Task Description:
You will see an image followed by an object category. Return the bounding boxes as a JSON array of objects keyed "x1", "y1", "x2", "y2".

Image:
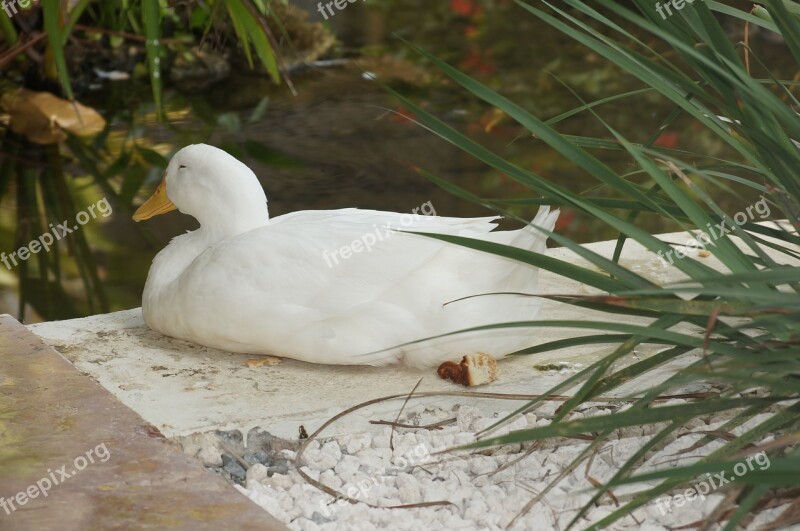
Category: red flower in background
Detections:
[
  {"x1": 654, "y1": 131, "x2": 680, "y2": 149},
  {"x1": 461, "y1": 49, "x2": 495, "y2": 75},
  {"x1": 390, "y1": 106, "x2": 416, "y2": 124},
  {"x1": 451, "y1": 0, "x2": 483, "y2": 17}
]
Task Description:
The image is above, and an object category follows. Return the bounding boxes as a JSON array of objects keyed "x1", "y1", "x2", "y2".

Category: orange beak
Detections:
[{"x1": 133, "y1": 177, "x2": 176, "y2": 221}]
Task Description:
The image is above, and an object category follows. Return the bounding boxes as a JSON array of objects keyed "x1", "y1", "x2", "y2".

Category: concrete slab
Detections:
[
  {"x1": 0, "y1": 315, "x2": 287, "y2": 530},
  {"x1": 21, "y1": 232, "x2": 717, "y2": 441}
]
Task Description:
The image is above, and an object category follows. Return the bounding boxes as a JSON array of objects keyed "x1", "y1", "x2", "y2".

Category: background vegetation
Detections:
[{"x1": 407, "y1": 1, "x2": 799, "y2": 528}]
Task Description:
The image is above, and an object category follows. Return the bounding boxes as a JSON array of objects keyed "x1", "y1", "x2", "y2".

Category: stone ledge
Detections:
[{"x1": 0, "y1": 315, "x2": 287, "y2": 530}]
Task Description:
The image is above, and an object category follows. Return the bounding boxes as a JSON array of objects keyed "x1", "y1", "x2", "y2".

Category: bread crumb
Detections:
[{"x1": 246, "y1": 356, "x2": 283, "y2": 367}]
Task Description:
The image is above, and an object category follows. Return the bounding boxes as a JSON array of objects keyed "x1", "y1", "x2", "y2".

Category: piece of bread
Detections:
[{"x1": 437, "y1": 353, "x2": 498, "y2": 387}]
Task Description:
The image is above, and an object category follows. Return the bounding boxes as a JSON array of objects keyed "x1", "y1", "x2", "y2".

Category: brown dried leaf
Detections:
[{"x1": 1, "y1": 88, "x2": 105, "y2": 144}]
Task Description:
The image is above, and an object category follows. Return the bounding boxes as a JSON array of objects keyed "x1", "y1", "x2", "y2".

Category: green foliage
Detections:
[
  {"x1": 0, "y1": 0, "x2": 283, "y2": 113},
  {"x1": 401, "y1": 0, "x2": 800, "y2": 527},
  {"x1": 226, "y1": 0, "x2": 281, "y2": 83}
]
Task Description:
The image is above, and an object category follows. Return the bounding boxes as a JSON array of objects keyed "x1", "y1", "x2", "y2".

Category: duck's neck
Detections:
[
  {"x1": 144, "y1": 207, "x2": 270, "y2": 297},
  {"x1": 198, "y1": 209, "x2": 270, "y2": 243},
  {"x1": 192, "y1": 199, "x2": 270, "y2": 241}
]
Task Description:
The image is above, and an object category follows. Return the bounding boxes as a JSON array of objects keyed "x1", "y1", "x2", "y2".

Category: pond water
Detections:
[{"x1": 0, "y1": 0, "x2": 788, "y2": 322}]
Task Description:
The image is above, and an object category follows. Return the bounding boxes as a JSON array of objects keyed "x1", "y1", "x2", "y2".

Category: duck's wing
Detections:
[
  {"x1": 269, "y1": 208, "x2": 501, "y2": 236},
  {"x1": 191, "y1": 209, "x2": 501, "y2": 316},
  {"x1": 181, "y1": 210, "x2": 479, "y2": 312}
]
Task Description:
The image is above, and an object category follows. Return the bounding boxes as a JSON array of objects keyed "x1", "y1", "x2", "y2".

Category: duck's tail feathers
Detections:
[
  {"x1": 498, "y1": 206, "x2": 558, "y2": 292},
  {"x1": 511, "y1": 205, "x2": 559, "y2": 253}
]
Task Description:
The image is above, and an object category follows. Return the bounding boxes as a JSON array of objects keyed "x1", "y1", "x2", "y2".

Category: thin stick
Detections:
[
  {"x1": 744, "y1": 17, "x2": 751, "y2": 75},
  {"x1": 369, "y1": 418, "x2": 456, "y2": 430},
  {"x1": 220, "y1": 443, "x2": 250, "y2": 471},
  {"x1": 72, "y1": 24, "x2": 190, "y2": 45},
  {"x1": 390, "y1": 378, "x2": 422, "y2": 451},
  {"x1": 0, "y1": 32, "x2": 48, "y2": 69},
  {"x1": 488, "y1": 442, "x2": 541, "y2": 478}
]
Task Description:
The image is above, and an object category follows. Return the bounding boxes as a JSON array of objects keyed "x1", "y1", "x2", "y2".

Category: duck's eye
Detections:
[{"x1": 179, "y1": 165, "x2": 187, "y2": 169}]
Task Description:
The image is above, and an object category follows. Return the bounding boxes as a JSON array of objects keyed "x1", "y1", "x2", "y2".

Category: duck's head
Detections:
[{"x1": 133, "y1": 144, "x2": 269, "y2": 233}]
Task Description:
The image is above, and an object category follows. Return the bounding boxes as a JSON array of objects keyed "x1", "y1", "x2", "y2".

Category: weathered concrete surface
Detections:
[
  {"x1": 0, "y1": 315, "x2": 287, "y2": 530},
  {"x1": 23, "y1": 233, "x2": 721, "y2": 440},
  {"x1": 24, "y1": 227, "x2": 798, "y2": 441}
]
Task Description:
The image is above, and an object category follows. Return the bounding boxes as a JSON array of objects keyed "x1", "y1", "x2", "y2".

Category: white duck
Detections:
[{"x1": 133, "y1": 144, "x2": 558, "y2": 368}]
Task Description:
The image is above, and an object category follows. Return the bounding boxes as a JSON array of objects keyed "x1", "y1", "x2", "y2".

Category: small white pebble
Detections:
[
  {"x1": 319, "y1": 469, "x2": 343, "y2": 491},
  {"x1": 333, "y1": 455, "x2": 361, "y2": 481},
  {"x1": 197, "y1": 445, "x2": 223, "y2": 467},
  {"x1": 263, "y1": 472, "x2": 293, "y2": 490},
  {"x1": 469, "y1": 456, "x2": 497, "y2": 476},
  {"x1": 246, "y1": 463, "x2": 269, "y2": 483},
  {"x1": 306, "y1": 441, "x2": 341, "y2": 472},
  {"x1": 456, "y1": 405, "x2": 483, "y2": 431},
  {"x1": 345, "y1": 433, "x2": 372, "y2": 455}
]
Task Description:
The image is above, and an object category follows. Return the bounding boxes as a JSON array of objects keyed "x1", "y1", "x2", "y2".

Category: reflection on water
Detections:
[{"x1": 0, "y1": 0, "x2": 790, "y2": 322}]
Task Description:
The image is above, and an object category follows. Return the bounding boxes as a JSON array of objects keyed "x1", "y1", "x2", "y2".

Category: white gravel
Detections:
[{"x1": 229, "y1": 401, "x2": 791, "y2": 530}]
